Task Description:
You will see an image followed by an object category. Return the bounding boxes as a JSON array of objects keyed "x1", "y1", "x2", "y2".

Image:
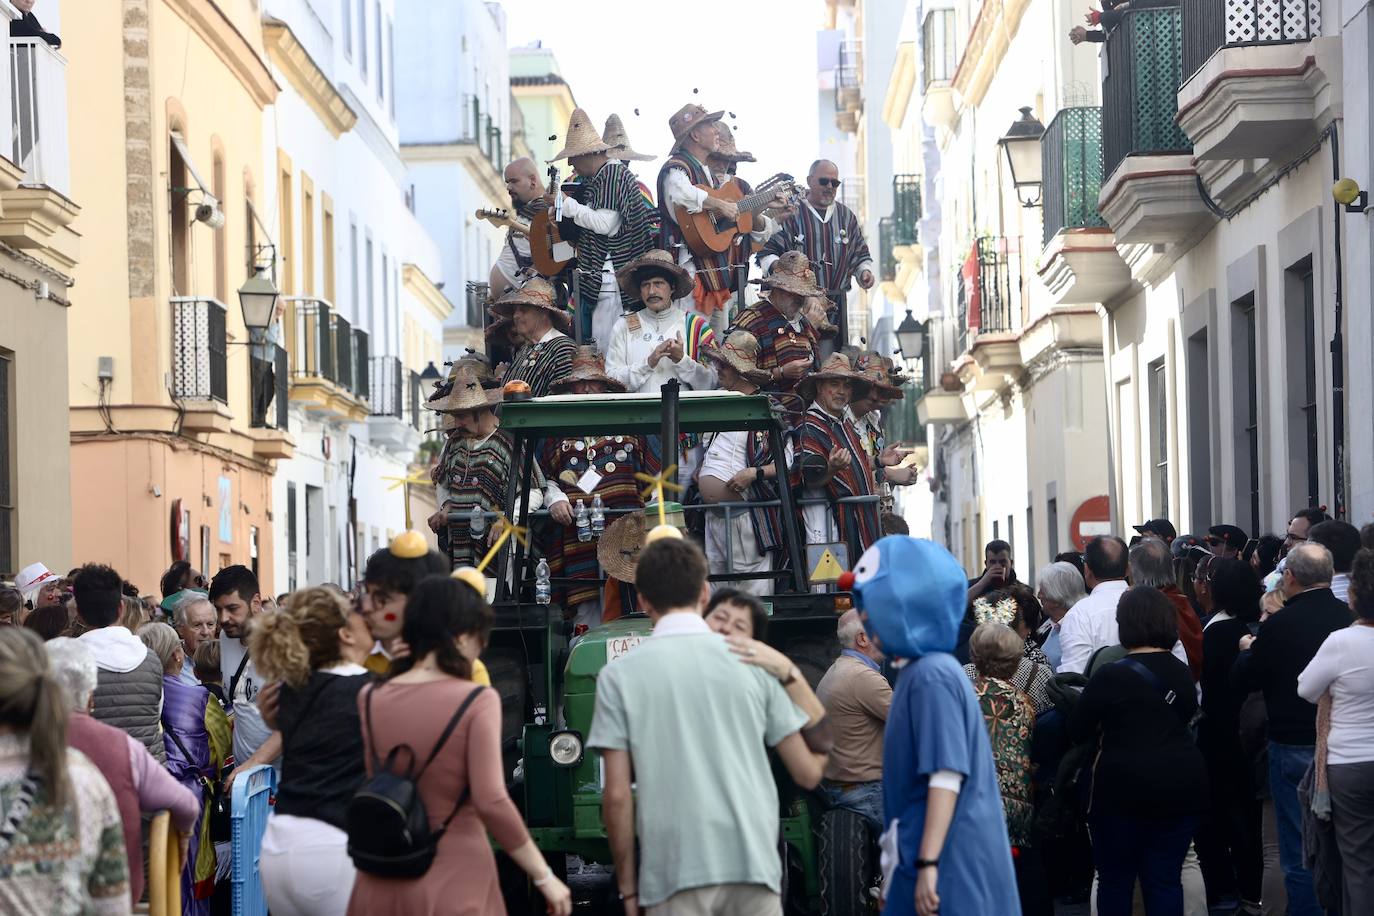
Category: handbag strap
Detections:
[
  {"x1": 363, "y1": 683, "x2": 485, "y2": 783},
  {"x1": 430, "y1": 687, "x2": 486, "y2": 836},
  {"x1": 1117, "y1": 656, "x2": 1178, "y2": 706},
  {"x1": 228, "y1": 650, "x2": 251, "y2": 707}
]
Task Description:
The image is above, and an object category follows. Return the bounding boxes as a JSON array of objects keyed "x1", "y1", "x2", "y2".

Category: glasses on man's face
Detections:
[
  {"x1": 1284, "y1": 532, "x2": 1307, "y2": 546},
  {"x1": 816, "y1": 178, "x2": 842, "y2": 189}
]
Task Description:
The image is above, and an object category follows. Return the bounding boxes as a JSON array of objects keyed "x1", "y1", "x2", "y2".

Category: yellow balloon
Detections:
[
  {"x1": 645, "y1": 524, "x2": 684, "y2": 543},
  {"x1": 451, "y1": 566, "x2": 487, "y2": 595},
  {"x1": 389, "y1": 530, "x2": 429, "y2": 559}
]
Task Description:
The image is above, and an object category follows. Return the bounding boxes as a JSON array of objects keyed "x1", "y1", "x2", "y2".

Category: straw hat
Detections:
[
  {"x1": 485, "y1": 315, "x2": 518, "y2": 345},
  {"x1": 668, "y1": 103, "x2": 724, "y2": 150},
  {"x1": 712, "y1": 122, "x2": 755, "y2": 163},
  {"x1": 855, "y1": 354, "x2": 904, "y2": 398},
  {"x1": 762, "y1": 251, "x2": 825, "y2": 298},
  {"x1": 616, "y1": 249, "x2": 693, "y2": 301},
  {"x1": 549, "y1": 345, "x2": 628, "y2": 393},
  {"x1": 427, "y1": 365, "x2": 502, "y2": 413},
  {"x1": 598, "y1": 512, "x2": 647, "y2": 583},
  {"x1": 602, "y1": 114, "x2": 655, "y2": 162},
  {"x1": 703, "y1": 331, "x2": 771, "y2": 386},
  {"x1": 490, "y1": 278, "x2": 565, "y2": 322},
  {"x1": 550, "y1": 107, "x2": 614, "y2": 161},
  {"x1": 797, "y1": 353, "x2": 872, "y2": 403}
]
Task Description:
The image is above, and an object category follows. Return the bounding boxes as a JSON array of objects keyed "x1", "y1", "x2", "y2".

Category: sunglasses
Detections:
[{"x1": 816, "y1": 178, "x2": 842, "y2": 189}]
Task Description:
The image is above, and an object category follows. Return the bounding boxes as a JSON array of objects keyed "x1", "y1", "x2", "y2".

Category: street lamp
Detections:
[
  {"x1": 895, "y1": 309, "x2": 927, "y2": 360},
  {"x1": 998, "y1": 106, "x2": 1045, "y2": 208},
  {"x1": 237, "y1": 265, "x2": 280, "y2": 333},
  {"x1": 419, "y1": 361, "x2": 443, "y2": 384}
]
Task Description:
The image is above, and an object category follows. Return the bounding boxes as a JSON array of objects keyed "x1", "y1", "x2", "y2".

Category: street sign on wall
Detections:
[{"x1": 1070, "y1": 495, "x2": 1112, "y2": 551}]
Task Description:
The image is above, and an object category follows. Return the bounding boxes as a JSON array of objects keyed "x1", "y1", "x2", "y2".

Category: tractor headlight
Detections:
[{"x1": 548, "y1": 730, "x2": 584, "y2": 768}]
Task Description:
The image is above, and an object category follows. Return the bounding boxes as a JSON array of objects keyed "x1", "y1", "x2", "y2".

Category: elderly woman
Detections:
[
  {"x1": 963, "y1": 588, "x2": 1055, "y2": 714},
  {"x1": 47, "y1": 636, "x2": 198, "y2": 908},
  {"x1": 1034, "y1": 561, "x2": 1088, "y2": 669}
]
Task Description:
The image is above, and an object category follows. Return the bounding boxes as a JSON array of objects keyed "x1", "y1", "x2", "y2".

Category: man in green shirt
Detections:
[{"x1": 588, "y1": 538, "x2": 826, "y2": 914}]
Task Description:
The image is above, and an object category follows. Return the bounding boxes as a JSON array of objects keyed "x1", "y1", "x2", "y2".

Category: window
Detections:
[
  {"x1": 341, "y1": 0, "x2": 352, "y2": 60},
  {"x1": 1186, "y1": 327, "x2": 1212, "y2": 530},
  {"x1": 200, "y1": 525, "x2": 211, "y2": 580},
  {"x1": 387, "y1": 17, "x2": 395, "y2": 118},
  {"x1": 349, "y1": 219, "x2": 359, "y2": 314},
  {"x1": 249, "y1": 525, "x2": 260, "y2": 582},
  {"x1": 1148, "y1": 358, "x2": 1169, "y2": 518},
  {"x1": 322, "y1": 196, "x2": 335, "y2": 304},
  {"x1": 212, "y1": 152, "x2": 227, "y2": 303},
  {"x1": 1047, "y1": 496, "x2": 1059, "y2": 559},
  {"x1": 374, "y1": 1, "x2": 383, "y2": 101},
  {"x1": 358, "y1": 0, "x2": 367, "y2": 77},
  {"x1": 365, "y1": 233, "x2": 374, "y2": 333},
  {"x1": 301, "y1": 176, "x2": 315, "y2": 296},
  {"x1": 922, "y1": 9, "x2": 957, "y2": 89},
  {"x1": 0, "y1": 354, "x2": 11, "y2": 576},
  {"x1": 992, "y1": 519, "x2": 1000, "y2": 541},
  {"x1": 1232, "y1": 295, "x2": 1260, "y2": 534},
  {"x1": 381, "y1": 251, "x2": 390, "y2": 348},
  {"x1": 1285, "y1": 258, "x2": 1320, "y2": 508},
  {"x1": 169, "y1": 137, "x2": 190, "y2": 295},
  {"x1": 279, "y1": 160, "x2": 294, "y2": 295},
  {"x1": 1007, "y1": 515, "x2": 1015, "y2": 559},
  {"x1": 1026, "y1": 502, "x2": 1035, "y2": 579}
]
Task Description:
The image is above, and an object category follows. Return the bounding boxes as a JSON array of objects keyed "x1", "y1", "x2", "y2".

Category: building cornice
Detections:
[
  {"x1": 402, "y1": 263, "x2": 453, "y2": 324},
  {"x1": 262, "y1": 18, "x2": 356, "y2": 139},
  {"x1": 164, "y1": 0, "x2": 278, "y2": 109},
  {"x1": 951, "y1": 0, "x2": 1032, "y2": 110},
  {"x1": 882, "y1": 41, "x2": 917, "y2": 129}
]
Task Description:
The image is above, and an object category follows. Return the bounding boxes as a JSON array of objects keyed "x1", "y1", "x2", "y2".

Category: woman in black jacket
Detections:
[{"x1": 1070, "y1": 586, "x2": 1208, "y2": 916}]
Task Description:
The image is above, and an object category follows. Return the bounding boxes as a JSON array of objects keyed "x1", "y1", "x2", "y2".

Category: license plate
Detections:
[{"x1": 606, "y1": 635, "x2": 644, "y2": 662}]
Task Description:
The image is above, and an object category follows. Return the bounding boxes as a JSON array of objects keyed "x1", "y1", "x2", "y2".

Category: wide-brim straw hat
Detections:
[
  {"x1": 762, "y1": 251, "x2": 825, "y2": 298},
  {"x1": 797, "y1": 353, "x2": 872, "y2": 403},
  {"x1": 549, "y1": 345, "x2": 628, "y2": 393},
  {"x1": 550, "y1": 107, "x2": 614, "y2": 161},
  {"x1": 602, "y1": 113, "x2": 655, "y2": 162},
  {"x1": 703, "y1": 331, "x2": 771, "y2": 385},
  {"x1": 713, "y1": 122, "x2": 756, "y2": 164},
  {"x1": 616, "y1": 249, "x2": 693, "y2": 301},
  {"x1": 598, "y1": 512, "x2": 647, "y2": 583},
  {"x1": 669, "y1": 103, "x2": 724, "y2": 150},
  {"x1": 427, "y1": 365, "x2": 503, "y2": 413},
  {"x1": 856, "y1": 355, "x2": 904, "y2": 398},
  {"x1": 490, "y1": 278, "x2": 565, "y2": 322}
]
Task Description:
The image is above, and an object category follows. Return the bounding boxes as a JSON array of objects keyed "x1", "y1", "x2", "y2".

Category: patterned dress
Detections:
[
  {"x1": 971, "y1": 676, "x2": 1036, "y2": 847},
  {"x1": 541, "y1": 434, "x2": 658, "y2": 607},
  {"x1": 729, "y1": 298, "x2": 819, "y2": 395},
  {"x1": 797, "y1": 404, "x2": 881, "y2": 553},
  {"x1": 436, "y1": 430, "x2": 547, "y2": 569},
  {"x1": 759, "y1": 200, "x2": 872, "y2": 296},
  {"x1": 501, "y1": 332, "x2": 577, "y2": 396}
]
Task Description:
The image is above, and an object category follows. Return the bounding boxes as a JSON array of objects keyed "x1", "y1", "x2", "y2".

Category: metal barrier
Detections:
[{"x1": 230, "y1": 764, "x2": 276, "y2": 916}]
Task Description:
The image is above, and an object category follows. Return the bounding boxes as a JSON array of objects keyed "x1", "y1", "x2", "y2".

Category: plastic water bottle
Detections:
[
  {"x1": 535, "y1": 558, "x2": 551, "y2": 605},
  {"x1": 469, "y1": 504, "x2": 486, "y2": 539},
  {"x1": 575, "y1": 500, "x2": 592, "y2": 542},
  {"x1": 590, "y1": 494, "x2": 605, "y2": 535}
]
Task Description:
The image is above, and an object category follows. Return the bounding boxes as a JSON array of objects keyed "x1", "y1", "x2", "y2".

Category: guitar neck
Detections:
[{"x1": 737, "y1": 187, "x2": 782, "y2": 216}]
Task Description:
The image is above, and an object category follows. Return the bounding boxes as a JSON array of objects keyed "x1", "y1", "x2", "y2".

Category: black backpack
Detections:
[{"x1": 345, "y1": 683, "x2": 485, "y2": 877}]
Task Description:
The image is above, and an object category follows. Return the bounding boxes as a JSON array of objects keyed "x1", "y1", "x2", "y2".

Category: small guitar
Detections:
[
  {"x1": 475, "y1": 208, "x2": 531, "y2": 236},
  {"x1": 677, "y1": 172, "x2": 798, "y2": 258},
  {"x1": 528, "y1": 165, "x2": 577, "y2": 277}
]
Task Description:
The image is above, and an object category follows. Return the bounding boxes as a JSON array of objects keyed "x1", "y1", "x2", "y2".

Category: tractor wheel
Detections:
[
  {"x1": 483, "y1": 645, "x2": 529, "y2": 778},
  {"x1": 498, "y1": 849, "x2": 567, "y2": 916},
  {"x1": 778, "y1": 632, "x2": 839, "y2": 689},
  {"x1": 819, "y1": 808, "x2": 876, "y2": 916}
]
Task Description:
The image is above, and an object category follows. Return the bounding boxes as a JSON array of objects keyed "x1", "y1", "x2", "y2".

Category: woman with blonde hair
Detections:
[
  {"x1": 249, "y1": 586, "x2": 374, "y2": 916},
  {"x1": 0, "y1": 627, "x2": 129, "y2": 914}
]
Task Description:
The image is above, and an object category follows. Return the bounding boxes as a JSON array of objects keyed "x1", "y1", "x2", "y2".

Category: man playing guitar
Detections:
[{"x1": 489, "y1": 156, "x2": 545, "y2": 299}]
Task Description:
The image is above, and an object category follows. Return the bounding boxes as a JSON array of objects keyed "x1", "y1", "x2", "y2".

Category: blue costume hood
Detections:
[{"x1": 845, "y1": 536, "x2": 967, "y2": 658}]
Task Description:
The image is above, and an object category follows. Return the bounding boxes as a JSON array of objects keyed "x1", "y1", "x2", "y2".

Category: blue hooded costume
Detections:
[{"x1": 848, "y1": 536, "x2": 1020, "y2": 916}]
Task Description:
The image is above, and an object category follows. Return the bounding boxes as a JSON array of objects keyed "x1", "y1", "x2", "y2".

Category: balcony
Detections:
[
  {"x1": 368, "y1": 355, "x2": 423, "y2": 453},
  {"x1": 833, "y1": 39, "x2": 862, "y2": 132},
  {"x1": 1097, "y1": 1, "x2": 1215, "y2": 248},
  {"x1": 840, "y1": 176, "x2": 865, "y2": 219},
  {"x1": 247, "y1": 342, "x2": 293, "y2": 460},
  {"x1": 1037, "y1": 107, "x2": 1133, "y2": 306},
  {"x1": 966, "y1": 237, "x2": 1023, "y2": 385},
  {"x1": 1177, "y1": 0, "x2": 1338, "y2": 204},
  {"x1": 285, "y1": 298, "x2": 368, "y2": 422},
  {"x1": 921, "y1": 8, "x2": 958, "y2": 129},
  {"x1": 171, "y1": 297, "x2": 231, "y2": 434}
]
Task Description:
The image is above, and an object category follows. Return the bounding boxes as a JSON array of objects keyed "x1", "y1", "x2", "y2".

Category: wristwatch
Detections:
[{"x1": 619, "y1": 890, "x2": 638, "y2": 902}]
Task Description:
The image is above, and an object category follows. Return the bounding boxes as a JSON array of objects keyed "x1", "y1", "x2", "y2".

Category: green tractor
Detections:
[{"x1": 465, "y1": 386, "x2": 880, "y2": 914}]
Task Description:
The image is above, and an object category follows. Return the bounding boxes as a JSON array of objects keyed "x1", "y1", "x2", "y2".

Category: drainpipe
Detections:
[{"x1": 1331, "y1": 126, "x2": 1347, "y2": 520}]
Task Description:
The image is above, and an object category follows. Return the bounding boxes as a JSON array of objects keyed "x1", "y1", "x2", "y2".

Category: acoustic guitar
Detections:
[
  {"x1": 676, "y1": 172, "x2": 797, "y2": 258},
  {"x1": 527, "y1": 165, "x2": 577, "y2": 277},
  {"x1": 475, "y1": 208, "x2": 531, "y2": 236}
]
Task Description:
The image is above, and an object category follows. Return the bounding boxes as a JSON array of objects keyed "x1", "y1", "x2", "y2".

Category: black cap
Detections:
[
  {"x1": 1207, "y1": 524, "x2": 1249, "y2": 551},
  {"x1": 1133, "y1": 518, "x2": 1177, "y2": 542},
  {"x1": 1170, "y1": 534, "x2": 1206, "y2": 560}
]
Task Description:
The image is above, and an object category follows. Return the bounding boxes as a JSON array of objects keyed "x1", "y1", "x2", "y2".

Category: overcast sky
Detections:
[{"x1": 501, "y1": 0, "x2": 826, "y2": 186}]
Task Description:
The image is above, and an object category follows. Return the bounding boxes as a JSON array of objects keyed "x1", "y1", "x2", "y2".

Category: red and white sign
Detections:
[{"x1": 1070, "y1": 495, "x2": 1112, "y2": 550}]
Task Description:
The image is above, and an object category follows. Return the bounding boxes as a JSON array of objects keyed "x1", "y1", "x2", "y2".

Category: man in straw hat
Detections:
[
  {"x1": 849, "y1": 356, "x2": 917, "y2": 487},
  {"x1": 540, "y1": 347, "x2": 658, "y2": 630},
  {"x1": 602, "y1": 113, "x2": 660, "y2": 239},
  {"x1": 546, "y1": 107, "x2": 653, "y2": 346},
  {"x1": 707, "y1": 120, "x2": 757, "y2": 186},
  {"x1": 490, "y1": 157, "x2": 546, "y2": 299},
  {"x1": 796, "y1": 353, "x2": 882, "y2": 555},
  {"x1": 492, "y1": 278, "x2": 577, "y2": 396},
  {"x1": 698, "y1": 331, "x2": 793, "y2": 595},
  {"x1": 657, "y1": 104, "x2": 789, "y2": 336},
  {"x1": 730, "y1": 250, "x2": 824, "y2": 395},
  {"x1": 759, "y1": 158, "x2": 875, "y2": 303},
  {"x1": 606, "y1": 249, "x2": 717, "y2": 394}
]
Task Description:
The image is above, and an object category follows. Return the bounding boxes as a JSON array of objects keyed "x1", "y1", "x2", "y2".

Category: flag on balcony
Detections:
[{"x1": 962, "y1": 247, "x2": 981, "y2": 330}]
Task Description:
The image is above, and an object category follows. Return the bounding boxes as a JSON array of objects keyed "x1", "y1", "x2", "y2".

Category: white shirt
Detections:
[
  {"x1": 653, "y1": 609, "x2": 714, "y2": 638},
  {"x1": 559, "y1": 195, "x2": 622, "y2": 237},
  {"x1": 1056, "y1": 580, "x2": 1189, "y2": 674},
  {"x1": 605, "y1": 305, "x2": 717, "y2": 393},
  {"x1": 700, "y1": 430, "x2": 751, "y2": 483},
  {"x1": 1297, "y1": 625, "x2": 1374, "y2": 764},
  {"x1": 220, "y1": 635, "x2": 274, "y2": 765},
  {"x1": 1332, "y1": 573, "x2": 1351, "y2": 605}
]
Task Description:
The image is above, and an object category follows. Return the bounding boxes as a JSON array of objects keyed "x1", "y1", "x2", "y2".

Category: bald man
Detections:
[
  {"x1": 490, "y1": 157, "x2": 545, "y2": 297},
  {"x1": 815, "y1": 608, "x2": 891, "y2": 831},
  {"x1": 758, "y1": 159, "x2": 874, "y2": 330}
]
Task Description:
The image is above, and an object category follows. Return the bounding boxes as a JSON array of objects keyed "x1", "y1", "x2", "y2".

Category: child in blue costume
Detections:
[{"x1": 841, "y1": 536, "x2": 1021, "y2": 916}]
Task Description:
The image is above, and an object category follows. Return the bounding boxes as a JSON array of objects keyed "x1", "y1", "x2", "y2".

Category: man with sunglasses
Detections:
[{"x1": 1206, "y1": 524, "x2": 1248, "y2": 560}]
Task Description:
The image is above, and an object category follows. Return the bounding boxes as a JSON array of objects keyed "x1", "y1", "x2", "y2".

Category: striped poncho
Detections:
[
  {"x1": 796, "y1": 404, "x2": 881, "y2": 555},
  {"x1": 436, "y1": 429, "x2": 546, "y2": 569},
  {"x1": 656, "y1": 152, "x2": 732, "y2": 294},
  {"x1": 760, "y1": 200, "x2": 872, "y2": 295},
  {"x1": 576, "y1": 161, "x2": 653, "y2": 306},
  {"x1": 729, "y1": 298, "x2": 819, "y2": 394},
  {"x1": 501, "y1": 332, "x2": 577, "y2": 397}
]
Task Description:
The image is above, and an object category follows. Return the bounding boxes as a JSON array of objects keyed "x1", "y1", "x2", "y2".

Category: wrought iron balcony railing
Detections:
[
  {"x1": 408, "y1": 369, "x2": 425, "y2": 432},
  {"x1": 975, "y1": 236, "x2": 1017, "y2": 334},
  {"x1": 288, "y1": 298, "x2": 337, "y2": 383},
  {"x1": 250, "y1": 343, "x2": 288, "y2": 431},
  {"x1": 352, "y1": 329, "x2": 370, "y2": 400},
  {"x1": 1182, "y1": 0, "x2": 1321, "y2": 81},
  {"x1": 878, "y1": 217, "x2": 897, "y2": 282},
  {"x1": 334, "y1": 314, "x2": 354, "y2": 393},
  {"x1": 892, "y1": 174, "x2": 921, "y2": 246},
  {"x1": 1041, "y1": 107, "x2": 1108, "y2": 246},
  {"x1": 369, "y1": 356, "x2": 403, "y2": 419},
  {"x1": 171, "y1": 297, "x2": 228, "y2": 403},
  {"x1": 1101, "y1": 0, "x2": 1192, "y2": 181},
  {"x1": 833, "y1": 39, "x2": 862, "y2": 111}
]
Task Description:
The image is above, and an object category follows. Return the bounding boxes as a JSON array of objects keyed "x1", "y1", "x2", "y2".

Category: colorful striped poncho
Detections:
[
  {"x1": 683, "y1": 311, "x2": 716, "y2": 362},
  {"x1": 656, "y1": 152, "x2": 733, "y2": 296},
  {"x1": 501, "y1": 332, "x2": 577, "y2": 397},
  {"x1": 437, "y1": 429, "x2": 546, "y2": 569},
  {"x1": 576, "y1": 161, "x2": 653, "y2": 307},
  {"x1": 729, "y1": 298, "x2": 819, "y2": 395},
  {"x1": 795, "y1": 404, "x2": 881, "y2": 555},
  {"x1": 635, "y1": 179, "x2": 661, "y2": 242},
  {"x1": 759, "y1": 200, "x2": 872, "y2": 295}
]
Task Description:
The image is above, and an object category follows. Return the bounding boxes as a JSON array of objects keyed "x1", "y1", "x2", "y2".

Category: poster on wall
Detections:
[{"x1": 218, "y1": 476, "x2": 233, "y2": 544}]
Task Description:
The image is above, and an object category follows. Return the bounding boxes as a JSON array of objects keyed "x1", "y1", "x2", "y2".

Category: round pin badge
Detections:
[{"x1": 605, "y1": 462, "x2": 617, "y2": 473}]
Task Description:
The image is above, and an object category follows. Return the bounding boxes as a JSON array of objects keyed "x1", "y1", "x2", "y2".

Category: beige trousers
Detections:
[{"x1": 648, "y1": 883, "x2": 781, "y2": 916}]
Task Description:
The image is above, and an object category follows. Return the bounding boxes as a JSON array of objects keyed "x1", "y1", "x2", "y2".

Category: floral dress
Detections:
[{"x1": 971, "y1": 676, "x2": 1036, "y2": 847}]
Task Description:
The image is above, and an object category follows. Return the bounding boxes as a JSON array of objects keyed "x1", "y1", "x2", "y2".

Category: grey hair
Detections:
[
  {"x1": 1286, "y1": 542, "x2": 1334, "y2": 587},
  {"x1": 1129, "y1": 538, "x2": 1175, "y2": 589},
  {"x1": 1036, "y1": 562, "x2": 1087, "y2": 610},
  {"x1": 45, "y1": 637, "x2": 97, "y2": 711},
  {"x1": 169, "y1": 593, "x2": 212, "y2": 630},
  {"x1": 968, "y1": 622, "x2": 1023, "y2": 680},
  {"x1": 836, "y1": 610, "x2": 864, "y2": 649},
  {"x1": 137, "y1": 622, "x2": 182, "y2": 672}
]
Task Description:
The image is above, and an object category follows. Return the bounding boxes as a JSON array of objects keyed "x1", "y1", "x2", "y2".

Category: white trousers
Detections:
[
  {"x1": 705, "y1": 509, "x2": 773, "y2": 596},
  {"x1": 259, "y1": 814, "x2": 357, "y2": 916},
  {"x1": 591, "y1": 265, "x2": 621, "y2": 350}
]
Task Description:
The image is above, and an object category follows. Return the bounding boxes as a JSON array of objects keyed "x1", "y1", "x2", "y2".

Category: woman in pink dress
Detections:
[{"x1": 346, "y1": 575, "x2": 571, "y2": 916}]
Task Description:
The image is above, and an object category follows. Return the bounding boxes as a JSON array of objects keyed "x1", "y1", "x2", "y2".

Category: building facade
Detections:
[{"x1": 509, "y1": 42, "x2": 576, "y2": 173}]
